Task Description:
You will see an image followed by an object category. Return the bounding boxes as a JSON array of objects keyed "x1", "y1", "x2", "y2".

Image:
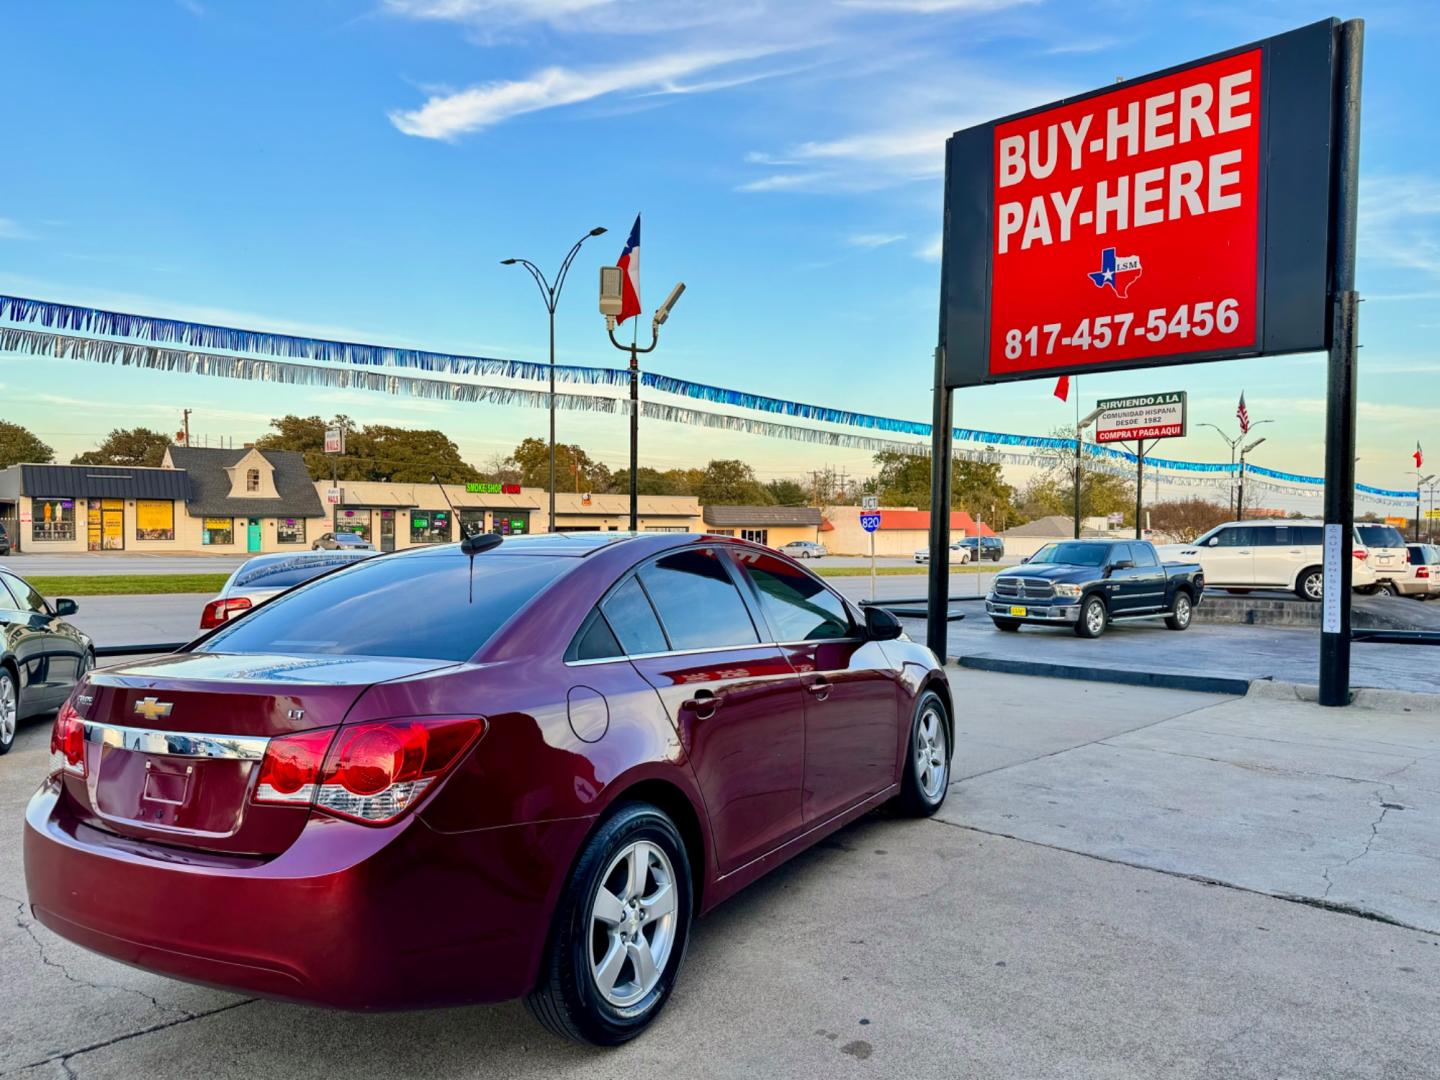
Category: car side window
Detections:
[
  {"x1": 1112, "y1": 543, "x2": 1134, "y2": 564},
  {"x1": 1215, "y1": 527, "x2": 1254, "y2": 547},
  {"x1": 1131, "y1": 544, "x2": 1159, "y2": 567},
  {"x1": 0, "y1": 575, "x2": 21, "y2": 609},
  {"x1": 571, "y1": 608, "x2": 625, "y2": 661},
  {"x1": 637, "y1": 549, "x2": 759, "y2": 651},
  {"x1": 1, "y1": 573, "x2": 48, "y2": 615},
  {"x1": 599, "y1": 577, "x2": 669, "y2": 656},
  {"x1": 734, "y1": 551, "x2": 851, "y2": 641}
]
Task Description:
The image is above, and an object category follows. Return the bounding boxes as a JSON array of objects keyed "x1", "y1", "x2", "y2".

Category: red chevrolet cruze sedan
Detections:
[{"x1": 25, "y1": 533, "x2": 952, "y2": 1044}]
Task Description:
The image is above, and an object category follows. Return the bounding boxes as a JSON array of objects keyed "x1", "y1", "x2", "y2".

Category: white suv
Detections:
[
  {"x1": 1352, "y1": 523, "x2": 1410, "y2": 596},
  {"x1": 1158, "y1": 520, "x2": 1377, "y2": 601}
]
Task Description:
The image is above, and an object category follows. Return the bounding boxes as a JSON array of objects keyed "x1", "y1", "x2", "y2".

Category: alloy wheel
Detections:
[
  {"x1": 1086, "y1": 600, "x2": 1106, "y2": 635},
  {"x1": 0, "y1": 674, "x2": 16, "y2": 746},
  {"x1": 914, "y1": 704, "x2": 948, "y2": 800},
  {"x1": 1175, "y1": 595, "x2": 1191, "y2": 627},
  {"x1": 1304, "y1": 572, "x2": 1323, "y2": 601},
  {"x1": 589, "y1": 840, "x2": 679, "y2": 1008}
]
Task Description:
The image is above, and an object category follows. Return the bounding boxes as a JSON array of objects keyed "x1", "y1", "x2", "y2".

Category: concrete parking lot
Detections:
[{"x1": 4, "y1": 670, "x2": 1438, "y2": 1079}]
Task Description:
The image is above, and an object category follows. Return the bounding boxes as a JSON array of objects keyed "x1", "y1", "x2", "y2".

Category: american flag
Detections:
[{"x1": 1236, "y1": 392, "x2": 1250, "y2": 435}]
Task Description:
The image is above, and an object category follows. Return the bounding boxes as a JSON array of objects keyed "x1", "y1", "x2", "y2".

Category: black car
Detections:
[
  {"x1": 987, "y1": 540, "x2": 1204, "y2": 638},
  {"x1": 0, "y1": 568, "x2": 92, "y2": 754},
  {"x1": 0, "y1": 523, "x2": 10, "y2": 556},
  {"x1": 961, "y1": 535, "x2": 1005, "y2": 561}
]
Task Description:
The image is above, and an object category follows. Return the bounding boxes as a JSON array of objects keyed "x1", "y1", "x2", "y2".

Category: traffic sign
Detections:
[
  {"x1": 860, "y1": 513, "x2": 881, "y2": 533},
  {"x1": 1094, "y1": 391, "x2": 1187, "y2": 443},
  {"x1": 941, "y1": 20, "x2": 1338, "y2": 388},
  {"x1": 861, "y1": 495, "x2": 879, "y2": 511}
]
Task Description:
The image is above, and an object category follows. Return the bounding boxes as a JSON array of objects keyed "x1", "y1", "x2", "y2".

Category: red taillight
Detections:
[
  {"x1": 1418, "y1": 566, "x2": 1430, "y2": 579},
  {"x1": 254, "y1": 728, "x2": 336, "y2": 806},
  {"x1": 1353, "y1": 549, "x2": 1368, "y2": 561},
  {"x1": 49, "y1": 701, "x2": 86, "y2": 778},
  {"x1": 316, "y1": 718, "x2": 483, "y2": 824},
  {"x1": 200, "y1": 596, "x2": 252, "y2": 629}
]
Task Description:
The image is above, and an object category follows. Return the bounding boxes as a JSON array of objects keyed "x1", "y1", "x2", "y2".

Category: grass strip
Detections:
[{"x1": 28, "y1": 574, "x2": 229, "y2": 597}]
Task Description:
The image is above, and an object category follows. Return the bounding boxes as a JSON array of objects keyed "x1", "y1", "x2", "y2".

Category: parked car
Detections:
[
  {"x1": 987, "y1": 539, "x2": 1204, "y2": 638},
  {"x1": 312, "y1": 531, "x2": 374, "y2": 551},
  {"x1": 0, "y1": 522, "x2": 10, "y2": 556},
  {"x1": 779, "y1": 540, "x2": 828, "y2": 560},
  {"x1": 0, "y1": 568, "x2": 92, "y2": 754},
  {"x1": 1353, "y1": 524, "x2": 1410, "y2": 596},
  {"x1": 1157, "y1": 520, "x2": 1377, "y2": 601},
  {"x1": 26, "y1": 533, "x2": 951, "y2": 1043},
  {"x1": 200, "y1": 549, "x2": 378, "y2": 629},
  {"x1": 914, "y1": 542, "x2": 972, "y2": 565},
  {"x1": 960, "y1": 535, "x2": 1005, "y2": 561},
  {"x1": 1403, "y1": 544, "x2": 1440, "y2": 600}
]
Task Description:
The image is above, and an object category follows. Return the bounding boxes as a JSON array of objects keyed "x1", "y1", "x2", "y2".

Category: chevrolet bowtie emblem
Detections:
[{"x1": 133, "y1": 697, "x2": 174, "y2": 723}]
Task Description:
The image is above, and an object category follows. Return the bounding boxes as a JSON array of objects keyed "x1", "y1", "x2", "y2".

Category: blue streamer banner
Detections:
[{"x1": 0, "y1": 294, "x2": 1416, "y2": 500}]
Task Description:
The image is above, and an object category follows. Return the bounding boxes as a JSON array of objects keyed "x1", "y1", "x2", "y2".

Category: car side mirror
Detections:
[
  {"x1": 54, "y1": 598, "x2": 78, "y2": 617},
  {"x1": 1207, "y1": 537, "x2": 1219, "y2": 547},
  {"x1": 864, "y1": 605, "x2": 903, "y2": 641},
  {"x1": 1110, "y1": 559, "x2": 1134, "y2": 571},
  {"x1": 1020, "y1": 555, "x2": 1031, "y2": 564}
]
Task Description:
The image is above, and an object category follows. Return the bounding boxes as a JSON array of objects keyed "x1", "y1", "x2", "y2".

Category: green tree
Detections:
[
  {"x1": 871, "y1": 450, "x2": 1018, "y2": 522},
  {"x1": 508, "y1": 438, "x2": 612, "y2": 493},
  {"x1": 697, "y1": 459, "x2": 773, "y2": 505},
  {"x1": 765, "y1": 478, "x2": 809, "y2": 506},
  {"x1": 256, "y1": 415, "x2": 479, "y2": 483},
  {"x1": 608, "y1": 466, "x2": 703, "y2": 496},
  {"x1": 72, "y1": 427, "x2": 172, "y2": 467},
  {"x1": 0, "y1": 421, "x2": 54, "y2": 468}
]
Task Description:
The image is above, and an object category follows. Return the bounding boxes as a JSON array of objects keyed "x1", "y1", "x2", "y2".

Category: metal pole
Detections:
[
  {"x1": 548, "y1": 307, "x2": 556, "y2": 532},
  {"x1": 1320, "y1": 18, "x2": 1364, "y2": 708},
  {"x1": 926, "y1": 345, "x2": 953, "y2": 661},
  {"x1": 1416, "y1": 477, "x2": 1422, "y2": 544},
  {"x1": 1135, "y1": 439, "x2": 1144, "y2": 540},
  {"x1": 1074, "y1": 377, "x2": 1082, "y2": 539},
  {"x1": 629, "y1": 338, "x2": 639, "y2": 532},
  {"x1": 1237, "y1": 453, "x2": 1245, "y2": 520},
  {"x1": 870, "y1": 527, "x2": 876, "y2": 603}
]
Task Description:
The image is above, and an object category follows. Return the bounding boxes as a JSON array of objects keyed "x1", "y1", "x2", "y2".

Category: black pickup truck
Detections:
[{"x1": 986, "y1": 539, "x2": 1204, "y2": 638}]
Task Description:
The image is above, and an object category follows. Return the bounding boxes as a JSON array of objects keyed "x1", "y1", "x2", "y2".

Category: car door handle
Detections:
[
  {"x1": 684, "y1": 688, "x2": 720, "y2": 720},
  {"x1": 806, "y1": 676, "x2": 832, "y2": 701}
]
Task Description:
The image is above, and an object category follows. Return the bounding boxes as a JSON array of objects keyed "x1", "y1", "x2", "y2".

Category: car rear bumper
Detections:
[{"x1": 24, "y1": 779, "x2": 591, "y2": 1009}]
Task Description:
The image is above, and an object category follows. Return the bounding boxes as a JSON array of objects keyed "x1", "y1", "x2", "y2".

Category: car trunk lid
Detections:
[{"x1": 66, "y1": 651, "x2": 456, "y2": 855}]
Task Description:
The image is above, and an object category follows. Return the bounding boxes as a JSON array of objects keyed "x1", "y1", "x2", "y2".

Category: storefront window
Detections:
[
  {"x1": 89, "y1": 499, "x2": 124, "y2": 550},
  {"x1": 277, "y1": 518, "x2": 306, "y2": 545},
  {"x1": 494, "y1": 512, "x2": 529, "y2": 536},
  {"x1": 335, "y1": 509, "x2": 371, "y2": 541},
  {"x1": 410, "y1": 509, "x2": 452, "y2": 544},
  {"x1": 135, "y1": 500, "x2": 176, "y2": 541},
  {"x1": 31, "y1": 498, "x2": 76, "y2": 542},
  {"x1": 202, "y1": 517, "x2": 234, "y2": 545},
  {"x1": 740, "y1": 528, "x2": 769, "y2": 545},
  {"x1": 458, "y1": 509, "x2": 487, "y2": 538}
]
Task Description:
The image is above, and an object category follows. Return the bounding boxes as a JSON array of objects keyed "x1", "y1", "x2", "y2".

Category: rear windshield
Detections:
[
  {"x1": 200, "y1": 549, "x2": 569, "y2": 661},
  {"x1": 231, "y1": 553, "x2": 372, "y2": 591},
  {"x1": 1356, "y1": 525, "x2": 1405, "y2": 549}
]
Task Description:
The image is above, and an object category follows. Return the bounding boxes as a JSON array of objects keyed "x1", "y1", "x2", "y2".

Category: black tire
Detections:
[
  {"x1": 1377, "y1": 581, "x2": 1399, "y2": 597},
  {"x1": 526, "y1": 803, "x2": 693, "y2": 1046},
  {"x1": 892, "y1": 690, "x2": 950, "y2": 817},
  {"x1": 1074, "y1": 595, "x2": 1107, "y2": 638},
  {"x1": 0, "y1": 667, "x2": 19, "y2": 756},
  {"x1": 991, "y1": 618, "x2": 1021, "y2": 632},
  {"x1": 1296, "y1": 567, "x2": 1323, "y2": 602},
  {"x1": 1164, "y1": 590, "x2": 1194, "y2": 631}
]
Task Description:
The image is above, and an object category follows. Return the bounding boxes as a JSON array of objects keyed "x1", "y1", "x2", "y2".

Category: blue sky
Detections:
[{"x1": 0, "y1": 0, "x2": 1436, "y2": 503}]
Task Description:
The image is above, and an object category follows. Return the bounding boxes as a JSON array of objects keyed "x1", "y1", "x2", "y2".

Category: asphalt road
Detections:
[{"x1": 4, "y1": 671, "x2": 1438, "y2": 1078}]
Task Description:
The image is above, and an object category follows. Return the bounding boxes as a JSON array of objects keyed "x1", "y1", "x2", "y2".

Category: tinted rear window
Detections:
[
  {"x1": 231, "y1": 554, "x2": 372, "y2": 591},
  {"x1": 1356, "y1": 525, "x2": 1405, "y2": 549},
  {"x1": 200, "y1": 550, "x2": 569, "y2": 661}
]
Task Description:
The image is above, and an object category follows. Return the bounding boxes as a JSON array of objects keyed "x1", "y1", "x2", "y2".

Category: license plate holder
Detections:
[{"x1": 1009, "y1": 605, "x2": 1027, "y2": 617}]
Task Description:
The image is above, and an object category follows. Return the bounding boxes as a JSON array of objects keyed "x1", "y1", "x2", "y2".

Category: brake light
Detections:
[
  {"x1": 1353, "y1": 549, "x2": 1368, "y2": 561},
  {"x1": 1418, "y1": 566, "x2": 1430, "y2": 579},
  {"x1": 254, "y1": 728, "x2": 336, "y2": 806},
  {"x1": 201, "y1": 596, "x2": 252, "y2": 629},
  {"x1": 49, "y1": 701, "x2": 86, "y2": 778},
  {"x1": 316, "y1": 717, "x2": 484, "y2": 824}
]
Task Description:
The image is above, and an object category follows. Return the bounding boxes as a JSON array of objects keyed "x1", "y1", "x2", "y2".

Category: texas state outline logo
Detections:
[{"x1": 1086, "y1": 247, "x2": 1143, "y2": 299}]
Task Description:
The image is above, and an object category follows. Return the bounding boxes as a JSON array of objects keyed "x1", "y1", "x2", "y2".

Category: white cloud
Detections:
[
  {"x1": 389, "y1": 47, "x2": 782, "y2": 139},
  {"x1": 1360, "y1": 174, "x2": 1440, "y2": 278},
  {"x1": 916, "y1": 233, "x2": 943, "y2": 261},
  {"x1": 847, "y1": 232, "x2": 906, "y2": 248},
  {"x1": 0, "y1": 218, "x2": 30, "y2": 240}
]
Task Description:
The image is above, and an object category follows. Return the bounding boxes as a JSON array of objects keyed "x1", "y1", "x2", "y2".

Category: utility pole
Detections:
[
  {"x1": 1134, "y1": 439, "x2": 1145, "y2": 540},
  {"x1": 181, "y1": 409, "x2": 191, "y2": 447}
]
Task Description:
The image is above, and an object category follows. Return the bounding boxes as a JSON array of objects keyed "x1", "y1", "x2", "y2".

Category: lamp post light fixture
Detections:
[
  {"x1": 601, "y1": 275, "x2": 686, "y2": 531},
  {"x1": 501, "y1": 226, "x2": 607, "y2": 533},
  {"x1": 1074, "y1": 406, "x2": 1105, "y2": 539},
  {"x1": 1237, "y1": 436, "x2": 1267, "y2": 520},
  {"x1": 1200, "y1": 418, "x2": 1274, "y2": 516}
]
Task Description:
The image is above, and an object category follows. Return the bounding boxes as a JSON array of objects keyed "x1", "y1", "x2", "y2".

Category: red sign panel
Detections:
[{"x1": 987, "y1": 49, "x2": 1262, "y2": 377}]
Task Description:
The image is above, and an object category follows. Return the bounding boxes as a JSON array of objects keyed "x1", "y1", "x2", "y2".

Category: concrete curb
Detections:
[
  {"x1": 955, "y1": 654, "x2": 1251, "y2": 696},
  {"x1": 1245, "y1": 678, "x2": 1440, "y2": 713}
]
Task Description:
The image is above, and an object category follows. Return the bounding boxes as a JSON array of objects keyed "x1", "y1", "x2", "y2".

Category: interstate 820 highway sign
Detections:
[{"x1": 940, "y1": 19, "x2": 1339, "y2": 389}]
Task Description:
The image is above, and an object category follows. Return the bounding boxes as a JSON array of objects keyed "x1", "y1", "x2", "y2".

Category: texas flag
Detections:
[
  {"x1": 1416, "y1": 442, "x2": 1425, "y2": 469},
  {"x1": 616, "y1": 214, "x2": 641, "y2": 324}
]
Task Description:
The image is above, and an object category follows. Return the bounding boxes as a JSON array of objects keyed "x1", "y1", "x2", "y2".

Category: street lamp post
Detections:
[
  {"x1": 1237, "y1": 436, "x2": 1267, "y2": 519},
  {"x1": 1200, "y1": 419, "x2": 1273, "y2": 516},
  {"x1": 502, "y1": 226, "x2": 607, "y2": 533},
  {"x1": 1418, "y1": 473, "x2": 1437, "y2": 543},
  {"x1": 601, "y1": 278, "x2": 686, "y2": 531},
  {"x1": 1074, "y1": 406, "x2": 1105, "y2": 538}
]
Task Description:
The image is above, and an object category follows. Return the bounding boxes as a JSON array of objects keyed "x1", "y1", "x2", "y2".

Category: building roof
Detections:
[
  {"x1": 167, "y1": 446, "x2": 325, "y2": 518},
  {"x1": 703, "y1": 505, "x2": 823, "y2": 527},
  {"x1": 4, "y1": 463, "x2": 190, "y2": 501},
  {"x1": 1002, "y1": 515, "x2": 1109, "y2": 538},
  {"x1": 872, "y1": 510, "x2": 996, "y2": 535}
]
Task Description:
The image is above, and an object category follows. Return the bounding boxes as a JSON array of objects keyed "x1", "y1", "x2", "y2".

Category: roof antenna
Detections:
[{"x1": 432, "y1": 474, "x2": 502, "y2": 600}]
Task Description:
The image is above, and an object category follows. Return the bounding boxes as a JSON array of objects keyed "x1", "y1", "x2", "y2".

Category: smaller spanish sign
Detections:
[
  {"x1": 1094, "y1": 391, "x2": 1187, "y2": 444},
  {"x1": 465, "y1": 482, "x2": 522, "y2": 495}
]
